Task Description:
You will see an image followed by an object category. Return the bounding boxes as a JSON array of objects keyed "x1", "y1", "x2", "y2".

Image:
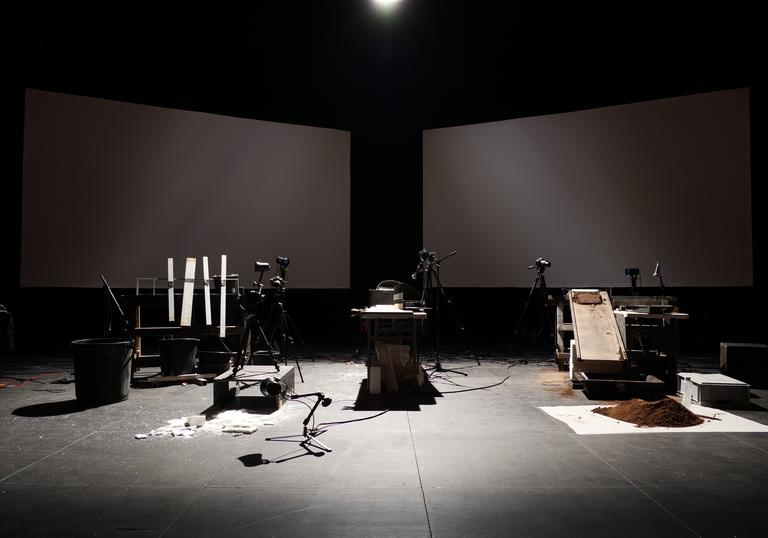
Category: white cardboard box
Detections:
[{"x1": 677, "y1": 372, "x2": 750, "y2": 409}]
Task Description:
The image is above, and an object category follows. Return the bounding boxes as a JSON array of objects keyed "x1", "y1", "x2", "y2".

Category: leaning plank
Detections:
[
  {"x1": 180, "y1": 257, "x2": 196, "y2": 327},
  {"x1": 219, "y1": 254, "x2": 227, "y2": 338},
  {"x1": 569, "y1": 290, "x2": 626, "y2": 362},
  {"x1": 167, "y1": 257, "x2": 175, "y2": 323},
  {"x1": 203, "y1": 256, "x2": 212, "y2": 326}
]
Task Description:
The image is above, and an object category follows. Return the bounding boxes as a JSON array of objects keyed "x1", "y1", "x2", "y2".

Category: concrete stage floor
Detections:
[{"x1": 1, "y1": 351, "x2": 768, "y2": 537}]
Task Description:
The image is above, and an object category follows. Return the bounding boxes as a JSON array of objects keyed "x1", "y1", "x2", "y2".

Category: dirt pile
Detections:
[{"x1": 592, "y1": 397, "x2": 703, "y2": 427}]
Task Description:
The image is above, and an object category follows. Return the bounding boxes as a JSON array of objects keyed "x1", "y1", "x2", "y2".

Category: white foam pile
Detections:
[{"x1": 135, "y1": 403, "x2": 306, "y2": 440}]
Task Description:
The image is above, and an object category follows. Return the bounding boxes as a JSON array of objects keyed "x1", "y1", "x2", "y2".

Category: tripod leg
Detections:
[
  {"x1": 233, "y1": 316, "x2": 252, "y2": 374},
  {"x1": 272, "y1": 304, "x2": 304, "y2": 383},
  {"x1": 284, "y1": 310, "x2": 314, "y2": 362},
  {"x1": 435, "y1": 282, "x2": 479, "y2": 366},
  {"x1": 432, "y1": 270, "x2": 480, "y2": 366},
  {"x1": 509, "y1": 277, "x2": 540, "y2": 355},
  {"x1": 305, "y1": 433, "x2": 332, "y2": 452},
  {"x1": 254, "y1": 320, "x2": 280, "y2": 372}
]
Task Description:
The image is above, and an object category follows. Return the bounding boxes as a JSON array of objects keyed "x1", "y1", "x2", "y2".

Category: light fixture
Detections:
[
  {"x1": 372, "y1": 0, "x2": 403, "y2": 10},
  {"x1": 259, "y1": 377, "x2": 288, "y2": 397}
]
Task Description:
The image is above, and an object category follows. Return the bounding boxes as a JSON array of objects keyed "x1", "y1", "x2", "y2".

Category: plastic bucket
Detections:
[
  {"x1": 159, "y1": 338, "x2": 199, "y2": 376},
  {"x1": 71, "y1": 338, "x2": 134, "y2": 405},
  {"x1": 198, "y1": 350, "x2": 235, "y2": 374}
]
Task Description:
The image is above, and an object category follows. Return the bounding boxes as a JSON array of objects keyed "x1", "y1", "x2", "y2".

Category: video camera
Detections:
[
  {"x1": 241, "y1": 261, "x2": 271, "y2": 309},
  {"x1": 270, "y1": 256, "x2": 289, "y2": 291},
  {"x1": 411, "y1": 249, "x2": 437, "y2": 279},
  {"x1": 528, "y1": 257, "x2": 551, "y2": 273}
]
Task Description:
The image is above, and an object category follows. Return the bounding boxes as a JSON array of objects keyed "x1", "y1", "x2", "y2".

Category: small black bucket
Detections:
[
  {"x1": 159, "y1": 338, "x2": 199, "y2": 376},
  {"x1": 198, "y1": 350, "x2": 235, "y2": 375},
  {"x1": 71, "y1": 338, "x2": 134, "y2": 406}
]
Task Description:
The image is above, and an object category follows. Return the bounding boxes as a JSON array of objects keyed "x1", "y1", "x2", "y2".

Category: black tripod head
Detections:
[
  {"x1": 412, "y1": 249, "x2": 437, "y2": 279},
  {"x1": 625, "y1": 267, "x2": 640, "y2": 295},
  {"x1": 528, "y1": 257, "x2": 551, "y2": 276}
]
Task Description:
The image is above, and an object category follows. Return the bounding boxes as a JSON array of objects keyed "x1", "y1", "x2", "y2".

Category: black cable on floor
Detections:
[
  {"x1": 436, "y1": 375, "x2": 510, "y2": 394},
  {"x1": 316, "y1": 409, "x2": 389, "y2": 429}
]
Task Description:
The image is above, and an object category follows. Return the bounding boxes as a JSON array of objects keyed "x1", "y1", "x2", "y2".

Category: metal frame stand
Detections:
[
  {"x1": 415, "y1": 251, "x2": 479, "y2": 377},
  {"x1": 232, "y1": 309, "x2": 280, "y2": 375},
  {"x1": 266, "y1": 296, "x2": 309, "y2": 383},
  {"x1": 509, "y1": 264, "x2": 553, "y2": 354}
]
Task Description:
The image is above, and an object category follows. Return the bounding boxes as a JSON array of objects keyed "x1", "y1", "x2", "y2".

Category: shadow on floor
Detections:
[
  {"x1": 352, "y1": 380, "x2": 442, "y2": 411},
  {"x1": 13, "y1": 399, "x2": 94, "y2": 416}
]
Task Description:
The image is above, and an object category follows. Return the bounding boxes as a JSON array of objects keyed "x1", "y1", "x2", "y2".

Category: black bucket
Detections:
[
  {"x1": 71, "y1": 338, "x2": 134, "y2": 405},
  {"x1": 198, "y1": 350, "x2": 235, "y2": 374},
  {"x1": 159, "y1": 338, "x2": 199, "y2": 376}
]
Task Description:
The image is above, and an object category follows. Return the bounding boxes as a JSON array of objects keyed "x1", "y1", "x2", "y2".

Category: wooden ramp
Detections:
[{"x1": 569, "y1": 290, "x2": 627, "y2": 375}]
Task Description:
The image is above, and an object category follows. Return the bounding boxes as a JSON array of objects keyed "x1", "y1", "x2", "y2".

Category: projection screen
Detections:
[
  {"x1": 423, "y1": 89, "x2": 752, "y2": 287},
  {"x1": 22, "y1": 89, "x2": 350, "y2": 288}
]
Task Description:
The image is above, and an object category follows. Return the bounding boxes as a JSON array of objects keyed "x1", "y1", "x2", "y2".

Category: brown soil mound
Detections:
[
  {"x1": 572, "y1": 292, "x2": 602, "y2": 305},
  {"x1": 592, "y1": 397, "x2": 703, "y2": 427}
]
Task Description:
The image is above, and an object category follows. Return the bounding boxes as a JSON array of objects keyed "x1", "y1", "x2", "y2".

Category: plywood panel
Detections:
[{"x1": 569, "y1": 290, "x2": 626, "y2": 362}]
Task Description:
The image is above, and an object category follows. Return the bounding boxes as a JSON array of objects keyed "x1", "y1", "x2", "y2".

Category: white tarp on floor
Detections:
[{"x1": 539, "y1": 404, "x2": 768, "y2": 435}]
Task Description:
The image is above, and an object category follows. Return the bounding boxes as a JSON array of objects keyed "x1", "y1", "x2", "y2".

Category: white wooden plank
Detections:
[
  {"x1": 202, "y1": 256, "x2": 212, "y2": 326},
  {"x1": 167, "y1": 257, "x2": 175, "y2": 323},
  {"x1": 180, "y1": 257, "x2": 196, "y2": 327},
  {"x1": 219, "y1": 254, "x2": 227, "y2": 338}
]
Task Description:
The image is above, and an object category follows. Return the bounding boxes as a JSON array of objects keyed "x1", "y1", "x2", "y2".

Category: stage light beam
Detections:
[{"x1": 372, "y1": 0, "x2": 403, "y2": 11}]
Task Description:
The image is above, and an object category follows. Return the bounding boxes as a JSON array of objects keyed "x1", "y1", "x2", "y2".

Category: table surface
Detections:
[{"x1": 352, "y1": 306, "x2": 428, "y2": 319}]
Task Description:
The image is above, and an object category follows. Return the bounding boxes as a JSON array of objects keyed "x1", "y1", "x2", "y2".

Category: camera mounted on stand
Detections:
[
  {"x1": 411, "y1": 249, "x2": 437, "y2": 280},
  {"x1": 243, "y1": 261, "x2": 271, "y2": 306},
  {"x1": 510, "y1": 257, "x2": 554, "y2": 353},
  {"x1": 233, "y1": 260, "x2": 278, "y2": 374},
  {"x1": 528, "y1": 257, "x2": 552, "y2": 274},
  {"x1": 269, "y1": 257, "x2": 290, "y2": 293}
]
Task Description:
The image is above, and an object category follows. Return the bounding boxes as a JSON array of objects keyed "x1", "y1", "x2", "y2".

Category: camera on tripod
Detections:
[
  {"x1": 419, "y1": 249, "x2": 436, "y2": 262},
  {"x1": 241, "y1": 261, "x2": 271, "y2": 310},
  {"x1": 528, "y1": 257, "x2": 552, "y2": 273},
  {"x1": 412, "y1": 250, "x2": 437, "y2": 279},
  {"x1": 270, "y1": 256, "x2": 289, "y2": 291}
]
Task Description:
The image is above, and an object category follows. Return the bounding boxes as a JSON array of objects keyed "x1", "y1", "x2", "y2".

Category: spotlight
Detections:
[
  {"x1": 259, "y1": 377, "x2": 288, "y2": 397},
  {"x1": 373, "y1": 0, "x2": 403, "y2": 7}
]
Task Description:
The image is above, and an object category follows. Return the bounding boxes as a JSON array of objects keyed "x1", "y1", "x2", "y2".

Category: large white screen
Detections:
[
  {"x1": 22, "y1": 90, "x2": 350, "y2": 288},
  {"x1": 423, "y1": 89, "x2": 752, "y2": 287}
]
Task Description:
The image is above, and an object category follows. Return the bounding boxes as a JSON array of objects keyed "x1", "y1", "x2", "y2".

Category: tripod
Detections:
[
  {"x1": 509, "y1": 259, "x2": 553, "y2": 354},
  {"x1": 265, "y1": 290, "x2": 310, "y2": 383},
  {"x1": 232, "y1": 269, "x2": 280, "y2": 375},
  {"x1": 233, "y1": 304, "x2": 280, "y2": 375},
  {"x1": 100, "y1": 274, "x2": 132, "y2": 338},
  {"x1": 415, "y1": 250, "x2": 480, "y2": 377},
  {"x1": 265, "y1": 392, "x2": 333, "y2": 454}
]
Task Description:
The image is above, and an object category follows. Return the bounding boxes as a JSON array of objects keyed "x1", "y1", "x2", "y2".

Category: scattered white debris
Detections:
[
  {"x1": 135, "y1": 402, "x2": 306, "y2": 440},
  {"x1": 221, "y1": 425, "x2": 258, "y2": 434},
  {"x1": 185, "y1": 415, "x2": 206, "y2": 427}
]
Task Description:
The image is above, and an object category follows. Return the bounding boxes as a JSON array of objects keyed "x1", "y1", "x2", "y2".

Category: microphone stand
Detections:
[
  {"x1": 654, "y1": 264, "x2": 666, "y2": 295},
  {"x1": 265, "y1": 392, "x2": 332, "y2": 453}
]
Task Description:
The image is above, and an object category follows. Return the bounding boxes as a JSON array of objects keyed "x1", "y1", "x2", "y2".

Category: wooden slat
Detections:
[
  {"x1": 202, "y1": 256, "x2": 212, "y2": 325},
  {"x1": 219, "y1": 254, "x2": 227, "y2": 338},
  {"x1": 180, "y1": 257, "x2": 196, "y2": 327},
  {"x1": 167, "y1": 257, "x2": 175, "y2": 322}
]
